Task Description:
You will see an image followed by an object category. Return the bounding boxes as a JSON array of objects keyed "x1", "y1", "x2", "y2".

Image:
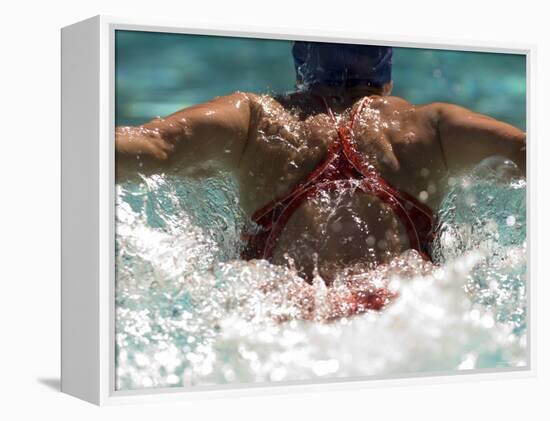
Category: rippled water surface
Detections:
[{"x1": 115, "y1": 158, "x2": 527, "y2": 390}]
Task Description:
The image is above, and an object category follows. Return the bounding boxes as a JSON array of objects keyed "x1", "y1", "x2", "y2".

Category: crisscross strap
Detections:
[{"x1": 241, "y1": 96, "x2": 435, "y2": 261}]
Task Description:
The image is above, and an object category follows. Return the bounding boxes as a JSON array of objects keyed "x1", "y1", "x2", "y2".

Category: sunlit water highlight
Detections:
[{"x1": 115, "y1": 157, "x2": 527, "y2": 390}]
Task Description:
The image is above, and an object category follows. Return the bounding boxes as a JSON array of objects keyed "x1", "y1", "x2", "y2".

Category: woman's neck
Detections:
[{"x1": 306, "y1": 84, "x2": 384, "y2": 109}]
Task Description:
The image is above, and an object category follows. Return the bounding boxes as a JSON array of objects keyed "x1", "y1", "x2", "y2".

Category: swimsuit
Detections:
[{"x1": 242, "y1": 96, "x2": 435, "y2": 263}]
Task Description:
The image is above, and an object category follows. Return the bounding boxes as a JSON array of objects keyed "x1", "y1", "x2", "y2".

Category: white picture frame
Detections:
[{"x1": 61, "y1": 15, "x2": 535, "y2": 405}]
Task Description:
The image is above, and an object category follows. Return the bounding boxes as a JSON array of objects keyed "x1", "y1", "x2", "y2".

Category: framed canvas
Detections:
[{"x1": 61, "y1": 15, "x2": 533, "y2": 405}]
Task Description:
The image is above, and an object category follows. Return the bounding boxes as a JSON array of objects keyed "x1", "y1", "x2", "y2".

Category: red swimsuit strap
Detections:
[
  {"x1": 251, "y1": 97, "x2": 370, "y2": 224},
  {"x1": 321, "y1": 96, "x2": 433, "y2": 219},
  {"x1": 320, "y1": 96, "x2": 434, "y2": 256},
  {"x1": 243, "y1": 96, "x2": 435, "y2": 261},
  {"x1": 251, "y1": 133, "x2": 342, "y2": 225}
]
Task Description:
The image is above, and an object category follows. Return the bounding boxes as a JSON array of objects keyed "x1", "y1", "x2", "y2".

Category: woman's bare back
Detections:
[{"x1": 237, "y1": 92, "x2": 448, "y2": 278}]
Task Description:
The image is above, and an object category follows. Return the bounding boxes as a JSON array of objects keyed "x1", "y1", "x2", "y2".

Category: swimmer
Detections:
[{"x1": 116, "y1": 42, "x2": 526, "y2": 316}]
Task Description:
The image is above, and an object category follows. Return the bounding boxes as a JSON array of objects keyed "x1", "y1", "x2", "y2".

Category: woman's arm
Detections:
[
  {"x1": 115, "y1": 92, "x2": 253, "y2": 178},
  {"x1": 422, "y1": 102, "x2": 526, "y2": 174}
]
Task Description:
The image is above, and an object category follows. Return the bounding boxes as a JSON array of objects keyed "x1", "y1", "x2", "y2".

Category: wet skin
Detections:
[{"x1": 115, "y1": 87, "x2": 526, "y2": 281}]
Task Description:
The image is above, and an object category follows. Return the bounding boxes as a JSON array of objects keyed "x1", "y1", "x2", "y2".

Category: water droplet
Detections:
[{"x1": 419, "y1": 191, "x2": 429, "y2": 202}]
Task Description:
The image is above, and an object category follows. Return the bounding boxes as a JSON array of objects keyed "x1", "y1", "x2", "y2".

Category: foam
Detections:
[{"x1": 115, "y1": 157, "x2": 526, "y2": 390}]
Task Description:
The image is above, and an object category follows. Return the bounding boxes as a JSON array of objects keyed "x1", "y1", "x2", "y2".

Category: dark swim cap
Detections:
[{"x1": 292, "y1": 41, "x2": 393, "y2": 89}]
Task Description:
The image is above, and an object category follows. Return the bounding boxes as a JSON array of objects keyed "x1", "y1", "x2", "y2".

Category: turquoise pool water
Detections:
[
  {"x1": 115, "y1": 31, "x2": 526, "y2": 130},
  {"x1": 114, "y1": 31, "x2": 527, "y2": 390}
]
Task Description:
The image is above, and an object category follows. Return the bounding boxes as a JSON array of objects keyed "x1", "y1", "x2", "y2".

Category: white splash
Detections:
[{"x1": 115, "y1": 157, "x2": 527, "y2": 390}]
